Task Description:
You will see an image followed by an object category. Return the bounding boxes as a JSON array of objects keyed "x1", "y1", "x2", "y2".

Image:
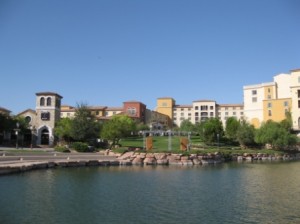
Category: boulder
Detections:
[
  {"x1": 157, "y1": 159, "x2": 168, "y2": 165},
  {"x1": 144, "y1": 157, "x2": 156, "y2": 165},
  {"x1": 132, "y1": 157, "x2": 143, "y2": 165}
]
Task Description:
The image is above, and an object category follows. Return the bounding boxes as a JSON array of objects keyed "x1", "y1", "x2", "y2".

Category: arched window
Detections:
[
  {"x1": 47, "y1": 97, "x2": 51, "y2": 106},
  {"x1": 40, "y1": 97, "x2": 45, "y2": 106}
]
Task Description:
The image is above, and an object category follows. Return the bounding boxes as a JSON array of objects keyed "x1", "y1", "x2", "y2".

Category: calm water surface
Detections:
[{"x1": 1, "y1": 162, "x2": 300, "y2": 224}]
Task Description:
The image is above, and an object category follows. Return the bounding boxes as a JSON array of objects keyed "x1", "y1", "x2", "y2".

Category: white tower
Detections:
[{"x1": 35, "y1": 92, "x2": 62, "y2": 146}]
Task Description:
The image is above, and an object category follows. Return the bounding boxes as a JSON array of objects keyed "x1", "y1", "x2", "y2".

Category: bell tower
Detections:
[{"x1": 35, "y1": 92, "x2": 63, "y2": 146}]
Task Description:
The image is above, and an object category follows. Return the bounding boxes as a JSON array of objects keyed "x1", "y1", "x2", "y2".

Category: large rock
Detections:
[
  {"x1": 118, "y1": 152, "x2": 135, "y2": 160},
  {"x1": 144, "y1": 157, "x2": 156, "y2": 165},
  {"x1": 157, "y1": 159, "x2": 168, "y2": 165},
  {"x1": 132, "y1": 157, "x2": 143, "y2": 165},
  {"x1": 192, "y1": 158, "x2": 201, "y2": 165}
]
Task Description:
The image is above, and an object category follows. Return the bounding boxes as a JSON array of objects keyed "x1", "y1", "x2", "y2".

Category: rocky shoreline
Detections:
[{"x1": 1, "y1": 151, "x2": 300, "y2": 175}]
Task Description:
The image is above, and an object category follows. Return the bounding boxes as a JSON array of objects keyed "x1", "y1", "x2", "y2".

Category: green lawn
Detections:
[{"x1": 117, "y1": 136, "x2": 286, "y2": 155}]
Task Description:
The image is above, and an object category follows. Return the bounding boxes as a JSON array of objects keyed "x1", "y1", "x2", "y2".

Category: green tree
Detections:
[
  {"x1": 101, "y1": 115, "x2": 135, "y2": 149},
  {"x1": 236, "y1": 119, "x2": 255, "y2": 148},
  {"x1": 225, "y1": 117, "x2": 240, "y2": 141},
  {"x1": 0, "y1": 114, "x2": 14, "y2": 133},
  {"x1": 255, "y1": 120, "x2": 297, "y2": 149},
  {"x1": 179, "y1": 119, "x2": 195, "y2": 132},
  {"x1": 54, "y1": 117, "x2": 73, "y2": 143},
  {"x1": 202, "y1": 118, "x2": 224, "y2": 144},
  {"x1": 280, "y1": 111, "x2": 292, "y2": 131},
  {"x1": 70, "y1": 103, "x2": 101, "y2": 142}
]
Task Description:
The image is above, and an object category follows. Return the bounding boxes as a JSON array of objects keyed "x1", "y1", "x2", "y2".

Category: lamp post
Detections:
[
  {"x1": 15, "y1": 122, "x2": 20, "y2": 149},
  {"x1": 217, "y1": 133, "x2": 220, "y2": 149}
]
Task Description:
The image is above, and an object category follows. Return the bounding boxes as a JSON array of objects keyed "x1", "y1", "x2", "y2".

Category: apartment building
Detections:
[
  {"x1": 156, "y1": 98, "x2": 243, "y2": 127},
  {"x1": 243, "y1": 69, "x2": 300, "y2": 129},
  {"x1": 217, "y1": 104, "x2": 244, "y2": 127}
]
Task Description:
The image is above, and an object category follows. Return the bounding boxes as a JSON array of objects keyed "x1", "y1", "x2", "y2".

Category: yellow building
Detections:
[
  {"x1": 244, "y1": 69, "x2": 300, "y2": 128},
  {"x1": 263, "y1": 98, "x2": 291, "y2": 123},
  {"x1": 156, "y1": 97, "x2": 175, "y2": 127}
]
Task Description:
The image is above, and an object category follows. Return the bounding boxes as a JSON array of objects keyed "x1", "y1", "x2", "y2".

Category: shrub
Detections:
[
  {"x1": 71, "y1": 142, "x2": 89, "y2": 152},
  {"x1": 54, "y1": 146, "x2": 71, "y2": 153}
]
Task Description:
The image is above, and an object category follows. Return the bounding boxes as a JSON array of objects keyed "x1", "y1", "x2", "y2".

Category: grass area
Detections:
[{"x1": 117, "y1": 136, "x2": 286, "y2": 155}]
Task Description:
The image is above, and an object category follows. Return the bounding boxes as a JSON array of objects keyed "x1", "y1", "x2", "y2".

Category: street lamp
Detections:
[
  {"x1": 15, "y1": 122, "x2": 20, "y2": 149},
  {"x1": 217, "y1": 133, "x2": 220, "y2": 149}
]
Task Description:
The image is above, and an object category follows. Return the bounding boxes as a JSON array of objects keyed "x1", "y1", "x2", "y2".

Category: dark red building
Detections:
[{"x1": 123, "y1": 101, "x2": 146, "y2": 123}]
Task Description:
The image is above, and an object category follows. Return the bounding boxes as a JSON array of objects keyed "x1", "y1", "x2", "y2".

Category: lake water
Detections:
[{"x1": 1, "y1": 162, "x2": 300, "y2": 224}]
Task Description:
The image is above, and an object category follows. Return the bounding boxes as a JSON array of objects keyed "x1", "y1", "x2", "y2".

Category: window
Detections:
[
  {"x1": 201, "y1": 112, "x2": 208, "y2": 116},
  {"x1": 210, "y1": 106, "x2": 214, "y2": 110},
  {"x1": 268, "y1": 110, "x2": 272, "y2": 116},
  {"x1": 188, "y1": 108, "x2": 191, "y2": 111},
  {"x1": 25, "y1": 116, "x2": 31, "y2": 123},
  {"x1": 267, "y1": 95, "x2": 271, "y2": 100},
  {"x1": 284, "y1": 101, "x2": 288, "y2": 107},
  {"x1": 268, "y1": 88, "x2": 271, "y2": 93},
  {"x1": 298, "y1": 90, "x2": 300, "y2": 98},
  {"x1": 233, "y1": 112, "x2": 236, "y2": 115},
  {"x1": 40, "y1": 97, "x2": 45, "y2": 106},
  {"x1": 298, "y1": 100, "x2": 300, "y2": 109},
  {"x1": 47, "y1": 97, "x2": 51, "y2": 106},
  {"x1": 225, "y1": 107, "x2": 228, "y2": 111},
  {"x1": 225, "y1": 112, "x2": 229, "y2": 116},
  {"x1": 96, "y1": 111, "x2": 99, "y2": 115},
  {"x1": 252, "y1": 97, "x2": 257, "y2": 103},
  {"x1": 181, "y1": 108, "x2": 184, "y2": 111},
  {"x1": 210, "y1": 112, "x2": 214, "y2": 117},
  {"x1": 252, "y1": 90, "x2": 257, "y2": 95},
  {"x1": 195, "y1": 117, "x2": 199, "y2": 121},
  {"x1": 240, "y1": 112, "x2": 244, "y2": 115},
  {"x1": 41, "y1": 112, "x2": 50, "y2": 120},
  {"x1": 173, "y1": 112, "x2": 177, "y2": 116},
  {"x1": 201, "y1": 105, "x2": 208, "y2": 110},
  {"x1": 188, "y1": 117, "x2": 191, "y2": 121},
  {"x1": 180, "y1": 117, "x2": 184, "y2": 121},
  {"x1": 195, "y1": 112, "x2": 199, "y2": 116},
  {"x1": 180, "y1": 113, "x2": 184, "y2": 116},
  {"x1": 127, "y1": 107, "x2": 136, "y2": 116},
  {"x1": 195, "y1": 106, "x2": 199, "y2": 110},
  {"x1": 267, "y1": 102, "x2": 272, "y2": 108},
  {"x1": 188, "y1": 113, "x2": 191, "y2": 117}
]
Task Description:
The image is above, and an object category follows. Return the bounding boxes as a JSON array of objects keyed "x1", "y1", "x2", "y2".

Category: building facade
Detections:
[
  {"x1": 157, "y1": 98, "x2": 244, "y2": 127},
  {"x1": 243, "y1": 69, "x2": 300, "y2": 129}
]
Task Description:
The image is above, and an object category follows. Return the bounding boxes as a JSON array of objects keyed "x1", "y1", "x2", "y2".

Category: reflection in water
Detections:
[{"x1": 1, "y1": 162, "x2": 300, "y2": 224}]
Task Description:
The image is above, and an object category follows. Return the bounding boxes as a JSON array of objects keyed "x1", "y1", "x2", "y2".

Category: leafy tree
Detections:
[
  {"x1": 280, "y1": 111, "x2": 292, "y2": 131},
  {"x1": 54, "y1": 117, "x2": 73, "y2": 143},
  {"x1": 236, "y1": 119, "x2": 255, "y2": 148},
  {"x1": 179, "y1": 119, "x2": 195, "y2": 132},
  {"x1": 101, "y1": 115, "x2": 135, "y2": 149},
  {"x1": 202, "y1": 118, "x2": 224, "y2": 144},
  {"x1": 225, "y1": 117, "x2": 240, "y2": 141},
  {"x1": 135, "y1": 122, "x2": 149, "y2": 133},
  {"x1": 255, "y1": 120, "x2": 297, "y2": 149},
  {"x1": 0, "y1": 114, "x2": 14, "y2": 133},
  {"x1": 70, "y1": 103, "x2": 101, "y2": 142}
]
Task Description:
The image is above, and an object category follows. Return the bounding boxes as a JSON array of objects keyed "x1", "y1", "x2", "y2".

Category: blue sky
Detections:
[{"x1": 0, "y1": 0, "x2": 299, "y2": 114}]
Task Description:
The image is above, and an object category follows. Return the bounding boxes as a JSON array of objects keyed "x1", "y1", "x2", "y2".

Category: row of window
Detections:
[
  {"x1": 40, "y1": 97, "x2": 52, "y2": 106},
  {"x1": 174, "y1": 107, "x2": 242, "y2": 111}
]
